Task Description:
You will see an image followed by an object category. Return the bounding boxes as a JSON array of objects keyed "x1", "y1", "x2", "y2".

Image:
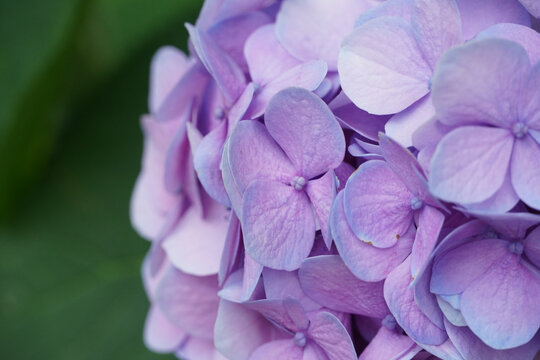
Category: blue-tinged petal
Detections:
[
  {"x1": 384, "y1": 257, "x2": 448, "y2": 345},
  {"x1": 338, "y1": 17, "x2": 431, "y2": 115},
  {"x1": 242, "y1": 180, "x2": 315, "y2": 270},
  {"x1": 385, "y1": 95, "x2": 435, "y2": 148},
  {"x1": 460, "y1": 250, "x2": 540, "y2": 349},
  {"x1": 431, "y1": 38, "x2": 530, "y2": 128},
  {"x1": 331, "y1": 191, "x2": 414, "y2": 281},
  {"x1": 476, "y1": 24, "x2": 540, "y2": 64},
  {"x1": 344, "y1": 160, "x2": 414, "y2": 248},
  {"x1": 265, "y1": 88, "x2": 344, "y2": 179},
  {"x1": 299, "y1": 255, "x2": 388, "y2": 318},
  {"x1": 429, "y1": 126, "x2": 514, "y2": 205}
]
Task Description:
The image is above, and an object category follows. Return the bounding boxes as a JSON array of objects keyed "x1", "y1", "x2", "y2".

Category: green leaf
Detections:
[
  {"x1": 0, "y1": 16, "x2": 203, "y2": 360},
  {"x1": 0, "y1": 0, "x2": 202, "y2": 221}
]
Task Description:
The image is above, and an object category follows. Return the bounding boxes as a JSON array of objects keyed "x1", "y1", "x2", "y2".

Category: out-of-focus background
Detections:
[{"x1": 0, "y1": 1, "x2": 202, "y2": 358}]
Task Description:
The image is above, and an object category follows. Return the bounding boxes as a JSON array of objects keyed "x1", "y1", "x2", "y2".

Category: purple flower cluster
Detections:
[{"x1": 130, "y1": 0, "x2": 540, "y2": 359}]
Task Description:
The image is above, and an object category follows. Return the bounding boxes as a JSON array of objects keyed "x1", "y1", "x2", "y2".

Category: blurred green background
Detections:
[{"x1": 0, "y1": 0, "x2": 202, "y2": 358}]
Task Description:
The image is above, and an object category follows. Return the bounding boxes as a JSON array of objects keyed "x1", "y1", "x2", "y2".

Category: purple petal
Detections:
[
  {"x1": 462, "y1": 170, "x2": 519, "y2": 214},
  {"x1": 227, "y1": 120, "x2": 296, "y2": 193},
  {"x1": 358, "y1": 326, "x2": 420, "y2": 360},
  {"x1": 249, "y1": 339, "x2": 304, "y2": 360},
  {"x1": 379, "y1": 133, "x2": 427, "y2": 196},
  {"x1": 385, "y1": 95, "x2": 435, "y2": 148},
  {"x1": 476, "y1": 23, "x2": 540, "y2": 64},
  {"x1": 338, "y1": 17, "x2": 431, "y2": 115},
  {"x1": 244, "y1": 24, "x2": 301, "y2": 86},
  {"x1": 307, "y1": 311, "x2": 357, "y2": 360},
  {"x1": 521, "y1": 62, "x2": 540, "y2": 129},
  {"x1": 242, "y1": 180, "x2": 315, "y2": 270},
  {"x1": 455, "y1": 0, "x2": 531, "y2": 40},
  {"x1": 262, "y1": 268, "x2": 320, "y2": 311},
  {"x1": 275, "y1": 0, "x2": 375, "y2": 70},
  {"x1": 265, "y1": 87, "x2": 345, "y2": 179},
  {"x1": 445, "y1": 319, "x2": 540, "y2": 360},
  {"x1": 246, "y1": 61, "x2": 328, "y2": 119},
  {"x1": 525, "y1": 225, "x2": 540, "y2": 268},
  {"x1": 343, "y1": 160, "x2": 414, "y2": 248},
  {"x1": 194, "y1": 120, "x2": 230, "y2": 207},
  {"x1": 305, "y1": 171, "x2": 336, "y2": 249},
  {"x1": 227, "y1": 83, "x2": 255, "y2": 133},
  {"x1": 355, "y1": 0, "x2": 414, "y2": 27},
  {"x1": 218, "y1": 212, "x2": 242, "y2": 285},
  {"x1": 155, "y1": 268, "x2": 219, "y2": 339},
  {"x1": 511, "y1": 134, "x2": 540, "y2": 210},
  {"x1": 131, "y1": 116, "x2": 183, "y2": 240},
  {"x1": 245, "y1": 299, "x2": 299, "y2": 332},
  {"x1": 331, "y1": 191, "x2": 414, "y2": 281},
  {"x1": 384, "y1": 257, "x2": 448, "y2": 345},
  {"x1": 186, "y1": 24, "x2": 245, "y2": 106},
  {"x1": 460, "y1": 211, "x2": 540, "y2": 240},
  {"x1": 411, "y1": 206, "x2": 445, "y2": 278},
  {"x1": 149, "y1": 46, "x2": 190, "y2": 113},
  {"x1": 283, "y1": 298, "x2": 310, "y2": 331},
  {"x1": 519, "y1": 0, "x2": 540, "y2": 17},
  {"x1": 430, "y1": 239, "x2": 508, "y2": 295},
  {"x1": 144, "y1": 305, "x2": 186, "y2": 353},
  {"x1": 155, "y1": 62, "x2": 209, "y2": 122},
  {"x1": 298, "y1": 255, "x2": 388, "y2": 318},
  {"x1": 214, "y1": 299, "x2": 275, "y2": 360},
  {"x1": 418, "y1": 338, "x2": 463, "y2": 360},
  {"x1": 431, "y1": 38, "x2": 529, "y2": 128},
  {"x1": 208, "y1": 11, "x2": 271, "y2": 73},
  {"x1": 330, "y1": 91, "x2": 388, "y2": 141},
  {"x1": 460, "y1": 250, "x2": 540, "y2": 349},
  {"x1": 429, "y1": 126, "x2": 514, "y2": 204},
  {"x1": 412, "y1": 0, "x2": 463, "y2": 69},
  {"x1": 413, "y1": 264, "x2": 445, "y2": 329},
  {"x1": 163, "y1": 203, "x2": 229, "y2": 276}
]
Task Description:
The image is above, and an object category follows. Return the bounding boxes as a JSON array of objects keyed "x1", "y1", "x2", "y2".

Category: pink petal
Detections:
[
  {"x1": 429, "y1": 126, "x2": 514, "y2": 204},
  {"x1": 338, "y1": 17, "x2": 431, "y2": 115},
  {"x1": 155, "y1": 268, "x2": 219, "y2": 339},
  {"x1": 149, "y1": 46, "x2": 190, "y2": 113},
  {"x1": 162, "y1": 202, "x2": 230, "y2": 276},
  {"x1": 265, "y1": 88, "x2": 345, "y2": 179},
  {"x1": 143, "y1": 305, "x2": 186, "y2": 353},
  {"x1": 214, "y1": 299, "x2": 275, "y2": 360},
  {"x1": 242, "y1": 180, "x2": 316, "y2": 270}
]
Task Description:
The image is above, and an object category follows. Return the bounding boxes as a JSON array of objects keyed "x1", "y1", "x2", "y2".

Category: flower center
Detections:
[
  {"x1": 382, "y1": 314, "x2": 397, "y2": 330},
  {"x1": 512, "y1": 122, "x2": 528, "y2": 138},
  {"x1": 213, "y1": 107, "x2": 225, "y2": 120},
  {"x1": 410, "y1": 197, "x2": 423, "y2": 211},
  {"x1": 293, "y1": 332, "x2": 307, "y2": 347},
  {"x1": 290, "y1": 176, "x2": 307, "y2": 191},
  {"x1": 508, "y1": 241, "x2": 524, "y2": 256}
]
